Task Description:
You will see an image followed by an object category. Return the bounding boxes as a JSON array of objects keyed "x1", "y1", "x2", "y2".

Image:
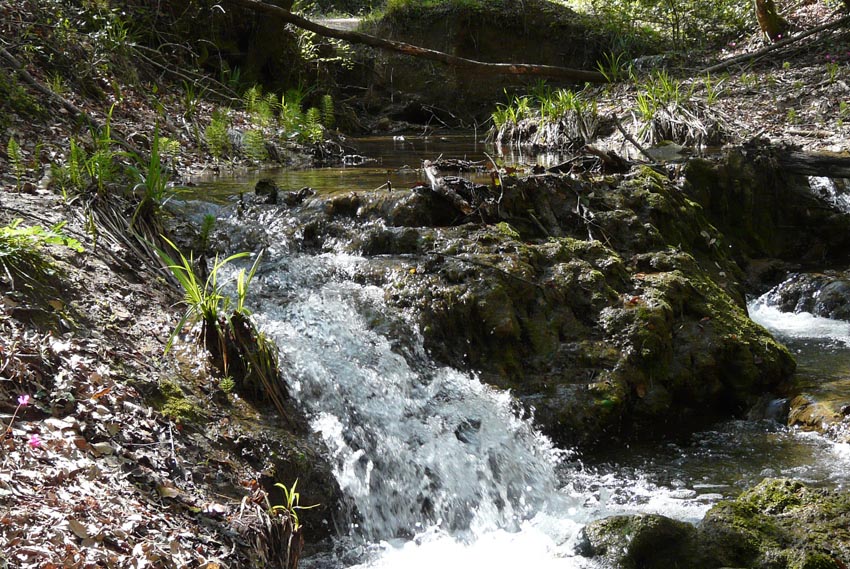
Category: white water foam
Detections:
[{"x1": 749, "y1": 298, "x2": 850, "y2": 345}]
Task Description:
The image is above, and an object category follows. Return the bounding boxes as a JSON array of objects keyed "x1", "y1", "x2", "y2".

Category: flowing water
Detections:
[{"x1": 187, "y1": 141, "x2": 850, "y2": 568}]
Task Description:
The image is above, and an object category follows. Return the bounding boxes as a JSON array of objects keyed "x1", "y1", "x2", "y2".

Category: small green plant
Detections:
[
  {"x1": 303, "y1": 107, "x2": 324, "y2": 143},
  {"x1": 7, "y1": 136, "x2": 25, "y2": 190},
  {"x1": 280, "y1": 87, "x2": 308, "y2": 134},
  {"x1": 702, "y1": 72, "x2": 725, "y2": 106},
  {"x1": 85, "y1": 103, "x2": 120, "y2": 195},
  {"x1": 0, "y1": 219, "x2": 84, "y2": 289},
  {"x1": 181, "y1": 80, "x2": 207, "y2": 121},
  {"x1": 52, "y1": 138, "x2": 88, "y2": 196},
  {"x1": 235, "y1": 251, "x2": 262, "y2": 315},
  {"x1": 786, "y1": 108, "x2": 798, "y2": 124},
  {"x1": 320, "y1": 94, "x2": 335, "y2": 129},
  {"x1": 269, "y1": 479, "x2": 319, "y2": 533},
  {"x1": 596, "y1": 51, "x2": 629, "y2": 83},
  {"x1": 244, "y1": 85, "x2": 276, "y2": 127},
  {"x1": 826, "y1": 62, "x2": 839, "y2": 84},
  {"x1": 740, "y1": 72, "x2": 758, "y2": 89},
  {"x1": 205, "y1": 108, "x2": 231, "y2": 160},
  {"x1": 198, "y1": 214, "x2": 216, "y2": 253},
  {"x1": 218, "y1": 376, "x2": 236, "y2": 394},
  {"x1": 782, "y1": 61, "x2": 791, "y2": 70},
  {"x1": 242, "y1": 129, "x2": 269, "y2": 162},
  {"x1": 127, "y1": 127, "x2": 174, "y2": 229},
  {"x1": 48, "y1": 73, "x2": 67, "y2": 95},
  {"x1": 154, "y1": 237, "x2": 250, "y2": 354}
]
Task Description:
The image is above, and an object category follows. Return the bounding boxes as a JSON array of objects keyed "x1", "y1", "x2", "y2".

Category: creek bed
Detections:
[{"x1": 183, "y1": 135, "x2": 850, "y2": 568}]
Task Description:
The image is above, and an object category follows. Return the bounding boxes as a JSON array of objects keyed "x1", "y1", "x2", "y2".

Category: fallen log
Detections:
[
  {"x1": 777, "y1": 149, "x2": 850, "y2": 178},
  {"x1": 226, "y1": 0, "x2": 607, "y2": 83}
]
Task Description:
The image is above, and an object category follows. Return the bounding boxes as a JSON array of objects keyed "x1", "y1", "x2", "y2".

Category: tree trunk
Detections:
[{"x1": 755, "y1": 0, "x2": 789, "y2": 41}]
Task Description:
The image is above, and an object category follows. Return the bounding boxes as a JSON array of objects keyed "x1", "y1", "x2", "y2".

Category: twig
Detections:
[
  {"x1": 611, "y1": 115, "x2": 655, "y2": 162},
  {"x1": 0, "y1": 46, "x2": 142, "y2": 157}
]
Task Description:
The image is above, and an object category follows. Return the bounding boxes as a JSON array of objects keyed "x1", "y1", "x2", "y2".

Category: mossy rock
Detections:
[
  {"x1": 576, "y1": 514, "x2": 700, "y2": 569},
  {"x1": 273, "y1": 166, "x2": 796, "y2": 448},
  {"x1": 698, "y1": 479, "x2": 850, "y2": 569}
]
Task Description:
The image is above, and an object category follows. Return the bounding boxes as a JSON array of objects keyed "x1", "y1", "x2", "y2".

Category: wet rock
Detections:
[
  {"x1": 576, "y1": 514, "x2": 699, "y2": 569},
  {"x1": 381, "y1": 170, "x2": 793, "y2": 447},
  {"x1": 698, "y1": 478, "x2": 850, "y2": 569},
  {"x1": 578, "y1": 479, "x2": 850, "y2": 569},
  {"x1": 270, "y1": 166, "x2": 795, "y2": 448},
  {"x1": 787, "y1": 394, "x2": 843, "y2": 430},
  {"x1": 763, "y1": 272, "x2": 850, "y2": 321},
  {"x1": 284, "y1": 186, "x2": 316, "y2": 207},
  {"x1": 684, "y1": 148, "x2": 850, "y2": 273},
  {"x1": 255, "y1": 178, "x2": 279, "y2": 204}
]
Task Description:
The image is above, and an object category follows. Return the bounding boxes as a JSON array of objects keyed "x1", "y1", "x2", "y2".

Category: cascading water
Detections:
[
  {"x1": 188, "y1": 152, "x2": 850, "y2": 568},
  {"x1": 249, "y1": 251, "x2": 592, "y2": 566},
  {"x1": 204, "y1": 205, "x2": 720, "y2": 569}
]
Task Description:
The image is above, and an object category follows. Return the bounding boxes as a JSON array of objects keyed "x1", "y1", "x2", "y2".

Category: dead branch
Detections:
[
  {"x1": 0, "y1": 46, "x2": 142, "y2": 156},
  {"x1": 612, "y1": 115, "x2": 655, "y2": 162},
  {"x1": 702, "y1": 14, "x2": 850, "y2": 74},
  {"x1": 226, "y1": 0, "x2": 608, "y2": 83}
]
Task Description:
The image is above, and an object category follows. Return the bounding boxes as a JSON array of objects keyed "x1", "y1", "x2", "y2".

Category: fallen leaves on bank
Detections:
[{"x1": 0, "y1": 309, "x2": 275, "y2": 568}]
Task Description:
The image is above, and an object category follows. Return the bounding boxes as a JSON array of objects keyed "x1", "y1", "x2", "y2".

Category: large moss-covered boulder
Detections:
[
  {"x1": 576, "y1": 514, "x2": 700, "y2": 569},
  {"x1": 259, "y1": 164, "x2": 794, "y2": 448}
]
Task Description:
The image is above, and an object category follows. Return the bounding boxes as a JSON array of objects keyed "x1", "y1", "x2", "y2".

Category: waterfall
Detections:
[{"x1": 252, "y1": 253, "x2": 565, "y2": 542}]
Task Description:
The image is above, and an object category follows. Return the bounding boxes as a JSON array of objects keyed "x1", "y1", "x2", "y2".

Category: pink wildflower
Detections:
[
  {"x1": 17, "y1": 394, "x2": 30, "y2": 407},
  {"x1": 28, "y1": 434, "x2": 41, "y2": 449}
]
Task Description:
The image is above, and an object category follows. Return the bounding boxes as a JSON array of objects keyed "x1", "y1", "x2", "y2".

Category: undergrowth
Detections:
[{"x1": 0, "y1": 219, "x2": 84, "y2": 291}]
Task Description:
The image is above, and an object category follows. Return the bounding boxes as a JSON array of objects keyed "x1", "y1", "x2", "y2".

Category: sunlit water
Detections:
[
  {"x1": 186, "y1": 135, "x2": 571, "y2": 200},
  {"x1": 188, "y1": 141, "x2": 850, "y2": 568}
]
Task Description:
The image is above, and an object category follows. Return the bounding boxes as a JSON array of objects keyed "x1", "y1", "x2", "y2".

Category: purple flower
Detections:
[
  {"x1": 28, "y1": 434, "x2": 41, "y2": 449},
  {"x1": 17, "y1": 394, "x2": 30, "y2": 407}
]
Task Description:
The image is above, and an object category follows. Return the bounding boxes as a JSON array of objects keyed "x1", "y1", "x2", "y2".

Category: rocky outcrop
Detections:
[
  {"x1": 684, "y1": 145, "x2": 850, "y2": 282},
  {"x1": 252, "y1": 163, "x2": 795, "y2": 448},
  {"x1": 579, "y1": 479, "x2": 850, "y2": 569}
]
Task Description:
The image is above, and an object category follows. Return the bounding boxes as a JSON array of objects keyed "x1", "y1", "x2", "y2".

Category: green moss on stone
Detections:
[{"x1": 157, "y1": 379, "x2": 206, "y2": 423}]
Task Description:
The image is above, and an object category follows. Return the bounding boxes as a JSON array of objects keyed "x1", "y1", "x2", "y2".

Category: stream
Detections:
[{"x1": 187, "y1": 139, "x2": 850, "y2": 568}]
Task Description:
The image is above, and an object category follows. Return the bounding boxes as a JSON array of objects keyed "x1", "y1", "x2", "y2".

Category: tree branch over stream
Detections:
[{"x1": 226, "y1": 0, "x2": 608, "y2": 83}]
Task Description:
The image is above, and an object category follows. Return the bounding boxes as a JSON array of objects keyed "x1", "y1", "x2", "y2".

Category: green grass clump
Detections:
[{"x1": 0, "y1": 219, "x2": 84, "y2": 290}]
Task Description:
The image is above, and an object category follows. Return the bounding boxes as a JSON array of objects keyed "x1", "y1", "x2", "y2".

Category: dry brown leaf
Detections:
[{"x1": 68, "y1": 518, "x2": 89, "y2": 539}]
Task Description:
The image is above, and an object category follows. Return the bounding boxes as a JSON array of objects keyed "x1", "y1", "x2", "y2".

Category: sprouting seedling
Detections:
[{"x1": 269, "y1": 479, "x2": 319, "y2": 532}]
